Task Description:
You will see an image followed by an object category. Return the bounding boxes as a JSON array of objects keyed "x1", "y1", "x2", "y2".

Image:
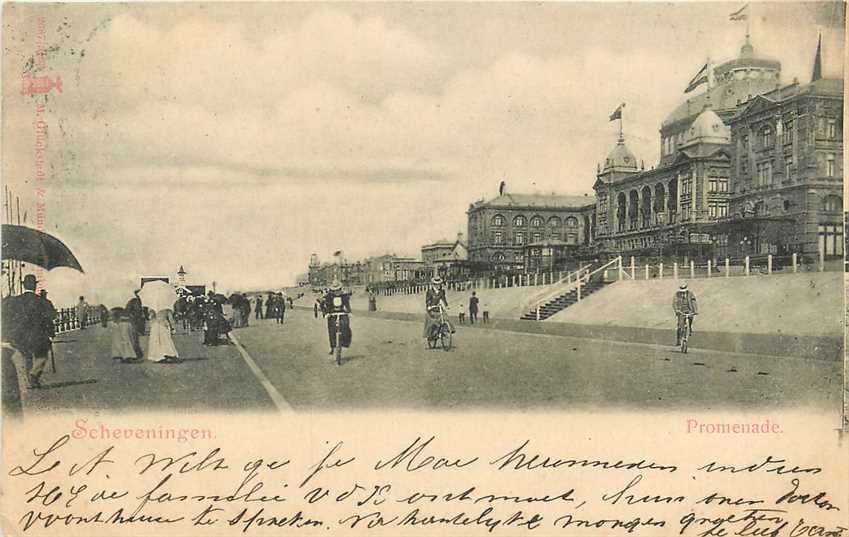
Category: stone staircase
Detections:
[{"x1": 520, "y1": 280, "x2": 609, "y2": 321}]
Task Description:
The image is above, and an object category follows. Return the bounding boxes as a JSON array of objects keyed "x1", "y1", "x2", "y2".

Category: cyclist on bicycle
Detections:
[
  {"x1": 423, "y1": 276, "x2": 455, "y2": 340},
  {"x1": 323, "y1": 280, "x2": 352, "y2": 356},
  {"x1": 673, "y1": 283, "x2": 698, "y2": 346}
]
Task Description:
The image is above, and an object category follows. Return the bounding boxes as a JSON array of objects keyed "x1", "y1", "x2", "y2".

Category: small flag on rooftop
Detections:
[
  {"x1": 684, "y1": 63, "x2": 709, "y2": 93},
  {"x1": 729, "y1": 3, "x2": 749, "y2": 21},
  {"x1": 608, "y1": 103, "x2": 625, "y2": 122}
]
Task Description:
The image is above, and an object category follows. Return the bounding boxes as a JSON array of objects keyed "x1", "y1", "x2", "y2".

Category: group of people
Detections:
[
  {"x1": 110, "y1": 288, "x2": 181, "y2": 364},
  {"x1": 255, "y1": 292, "x2": 288, "y2": 323}
]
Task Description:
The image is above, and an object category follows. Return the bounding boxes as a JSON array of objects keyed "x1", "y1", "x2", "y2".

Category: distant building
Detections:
[
  {"x1": 467, "y1": 187, "x2": 595, "y2": 272},
  {"x1": 421, "y1": 233, "x2": 469, "y2": 279},
  {"x1": 365, "y1": 254, "x2": 426, "y2": 285}
]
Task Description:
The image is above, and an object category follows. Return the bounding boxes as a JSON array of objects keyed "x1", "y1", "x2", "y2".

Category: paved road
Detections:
[{"x1": 20, "y1": 308, "x2": 842, "y2": 414}]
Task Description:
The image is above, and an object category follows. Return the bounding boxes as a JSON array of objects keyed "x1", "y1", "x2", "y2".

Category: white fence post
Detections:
[
  {"x1": 630, "y1": 256, "x2": 636, "y2": 279},
  {"x1": 792, "y1": 253, "x2": 798, "y2": 273},
  {"x1": 745, "y1": 256, "x2": 750, "y2": 277},
  {"x1": 819, "y1": 248, "x2": 825, "y2": 272},
  {"x1": 645, "y1": 264, "x2": 649, "y2": 280},
  {"x1": 618, "y1": 256, "x2": 624, "y2": 281},
  {"x1": 659, "y1": 263, "x2": 664, "y2": 280},
  {"x1": 534, "y1": 273, "x2": 538, "y2": 286},
  {"x1": 725, "y1": 257, "x2": 730, "y2": 278},
  {"x1": 767, "y1": 254, "x2": 772, "y2": 274},
  {"x1": 707, "y1": 259, "x2": 712, "y2": 278},
  {"x1": 536, "y1": 304, "x2": 540, "y2": 321},
  {"x1": 577, "y1": 280, "x2": 582, "y2": 302},
  {"x1": 673, "y1": 262, "x2": 679, "y2": 280},
  {"x1": 690, "y1": 260, "x2": 695, "y2": 279}
]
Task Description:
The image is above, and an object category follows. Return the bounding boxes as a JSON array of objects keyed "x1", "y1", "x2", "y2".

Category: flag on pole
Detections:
[
  {"x1": 684, "y1": 63, "x2": 709, "y2": 93},
  {"x1": 729, "y1": 3, "x2": 749, "y2": 21},
  {"x1": 608, "y1": 103, "x2": 625, "y2": 122},
  {"x1": 811, "y1": 33, "x2": 822, "y2": 82}
]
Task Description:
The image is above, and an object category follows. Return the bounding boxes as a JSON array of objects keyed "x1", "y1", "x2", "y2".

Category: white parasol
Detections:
[{"x1": 138, "y1": 280, "x2": 178, "y2": 312}]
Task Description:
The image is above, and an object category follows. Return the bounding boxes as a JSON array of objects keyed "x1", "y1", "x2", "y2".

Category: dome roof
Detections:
[
  {"x1": 681, "y1": 107, "x2": 730, "y2": 147},
  {"x1": 602, "y1": 139, "x2": 638, "y2": 172}
]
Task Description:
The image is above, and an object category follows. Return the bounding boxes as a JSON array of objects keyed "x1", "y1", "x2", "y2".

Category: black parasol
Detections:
[{"x1": 1, "y1": 224, "x2": 83, "y2": 272}]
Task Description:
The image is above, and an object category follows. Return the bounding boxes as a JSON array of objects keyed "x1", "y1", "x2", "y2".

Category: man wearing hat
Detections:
[
  {"x1": 322, "y1": 280, "x2": 351, "y2": 355},
  {"x1": 1, "y1": 274, "x2": 55, "y2": 389},
  {"x1": 672, "y1": 283, "x2": 698, "y2": 346},
  {"x1": 423, "y1": 276, "x2": 455, "y2": 339}
]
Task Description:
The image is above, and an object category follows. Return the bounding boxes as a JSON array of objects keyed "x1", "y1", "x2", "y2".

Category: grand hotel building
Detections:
[
  {"x1": 592, "y1": 35, "x2": 842, "y2": 263},
  {"x1": 465, "y1": 35, "x2": 843, "y2": 273}
]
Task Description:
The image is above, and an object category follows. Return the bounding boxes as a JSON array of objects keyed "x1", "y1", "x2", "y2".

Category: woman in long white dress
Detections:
[{"x1": 146, "y1": 309, "x2": 181, "y2": 363}]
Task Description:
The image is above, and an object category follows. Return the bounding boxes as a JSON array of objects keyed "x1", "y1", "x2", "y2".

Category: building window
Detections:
[
  {"x1": 492, "y1": 214, "x2": 505, "y2": 227},
  {"x1": 823, "y1": 195, "x2": 842, "y2": 212},
  {"x1": 761, "y1": 126, "x2": 773, "y2": 147},
  {"x1": 827, "y1": 120, "x2": 837, "y2": 139},
  {"x1": 826, "y1": 154, "x2": 836, "y2": 177},
  {"x1": 682, "y1": 175, "x2": 692, "y2": 196},
  {"x1": 818, "y1": 224, "x2": 843, "y2": 256},
  {"x1": 493, "y1": 231, "x2": 504, "y2": 244},
  {"x1": 514, "y1": 231, "x2": 525, "y2": 246},
  {"x1": 530, "y1": 216, "x2": 543, "y2": 228},
  {"x1": 531, "y1": 232, "x2": 542, "y2": 243},
  {"x1": 756, "y1": 161, "x2": 773, "y2": 186},
  {"x1": 550, "y1": 232, "x2": 561, "y2": 241},
  {"x1": 708, "y1": 178, "x2": 728, "y2": 193},
  {"x1": 708, "y1": 200, "x2": 728, "y2": 219},
  {"x1": 513, "y1": 215, "x2": 526, "y2": 227},
  {"x1": 492, "y1": 252, "x2": 505, "y2": 263},
  {"x1": 681, "y1": 204, "x2": 691, "y2": 221},
  {"x1": 565, "y1": 216, "x2": 578, "y2": 228},
  {"x1": 548, "y1": 216, "x2": 562, "y2": 229},
  {"x1": 785, "y1": 156, "x2": 793, "y2": 179},
  {"x1": 742, "y1": 134, "x2": 749, "y2": 148},
  {"x1": 782, "y1": 120, "x2": 793, "y2": 145}
]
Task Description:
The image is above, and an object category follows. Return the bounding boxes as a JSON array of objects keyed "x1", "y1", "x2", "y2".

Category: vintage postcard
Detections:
[{"x1": 1, "y1": 1, "x2": 847, "y2": 536}]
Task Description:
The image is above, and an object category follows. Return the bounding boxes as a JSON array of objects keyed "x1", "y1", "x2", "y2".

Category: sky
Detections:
[{"x1": 2, "y1": 2, "x2": 845, "y2": 306}]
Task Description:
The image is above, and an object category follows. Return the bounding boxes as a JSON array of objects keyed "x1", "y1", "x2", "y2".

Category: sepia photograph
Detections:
[
  {"x1": 2, "y1": 3, "x2": 848, "y2": 537},
  {"x1": 1, "y1": 2, "x2": 845, "y2": 418}
]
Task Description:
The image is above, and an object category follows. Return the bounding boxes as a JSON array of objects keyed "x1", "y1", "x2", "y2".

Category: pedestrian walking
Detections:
[
  {"x1": 111, "y1": 307, "x2": 141, "y2": 363},
  {"x1": 255, "y1": 295, "x2": 264, "y2": 319},
  {"x1": 1, "y1": 275, "x2": 54, "y2": 389},
  {"x1": 146, "y1": 309, "x2": 181, "y2": 363},
  {"x1": 76, "y1": 296, "x2": 89, "y2": 329},
  {"x1": 458, "y1": 303, "x2": 466, "y2": 324},
  {"x1": 468, "y1": 291, "x2": 479, "y2": 325}
]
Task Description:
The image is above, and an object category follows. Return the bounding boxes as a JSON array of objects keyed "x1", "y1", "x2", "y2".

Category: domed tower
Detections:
[
  {"x1": 660, "y1": 34, "x2": 780, "y2": 165},
  {"x1": 594, "y1": 133, "x2": 639, "y2": 239},
  {"x1": 679, "y1": 105, "x2": 731, "y2": 150}
]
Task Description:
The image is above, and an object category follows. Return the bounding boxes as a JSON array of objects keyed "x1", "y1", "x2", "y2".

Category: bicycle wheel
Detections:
[
  {"x1": 440, "y1": 325, "x2": 452, "y2": 351},
  {"x1": 335, "y1": 340, "x2": 342, "y2": 365},
  {"x1": 681, "y1": 329, "x2": 688, "y2": 354}
]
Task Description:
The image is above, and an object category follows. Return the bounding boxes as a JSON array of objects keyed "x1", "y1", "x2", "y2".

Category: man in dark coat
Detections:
[
  {"x1": 276, "y1": 293, "x2": 286, "y2": 324},
  {"x1": 126, "y1": 291, "x2": 145, "y2": 337},
  {"x1": 468, "y1": 291, "x2": 479, "y2": 325},
  {"x1": 255, "y1": 295, "x2": 264, "y2": 319},
  {"x1": 1, "y1": 275, "x2": 54, "y2": 388}
]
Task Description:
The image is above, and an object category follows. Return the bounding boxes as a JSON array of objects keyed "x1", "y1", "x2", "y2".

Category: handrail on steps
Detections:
[
  {"x1": 519, "y1": 262, "x2": 594, "y2": 315},
  {"x1": 527, "y1": 256, "x2": 625, "y2": 320}
]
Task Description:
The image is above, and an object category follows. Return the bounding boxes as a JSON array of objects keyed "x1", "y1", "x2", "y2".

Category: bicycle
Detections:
[
  {"x1": 329, "y1": 311, "x2": 349, "y2": 366},
  {"x1": 426, "y1": 304, "x2": 452, "y2": 351},
  {"x1": 678, "y1": 313, "x2": 694, "y2": 354}
]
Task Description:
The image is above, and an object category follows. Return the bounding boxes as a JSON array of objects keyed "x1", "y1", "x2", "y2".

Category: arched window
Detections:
[
  {"x1": 492, "y1": 214, "x2": 505, "y2": 227},
  {"x1": 491, "y1": 252, "x2": 505, "y2": 262},
  {"x1": 513, "y1": 215, "x2": 526, "y2": 227},
  {"x1": 530, "y1": 216, "x2": 544, "y2": 228},
  {"x1": 565, "y1": 216, "x2": 579, "y2": 228},
  {"x1": 548, "y1": 216, "x2": 562, "y2": 228},
  {"x1": 823, "y1": 195, "x2": 843, "y2": 212}
]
